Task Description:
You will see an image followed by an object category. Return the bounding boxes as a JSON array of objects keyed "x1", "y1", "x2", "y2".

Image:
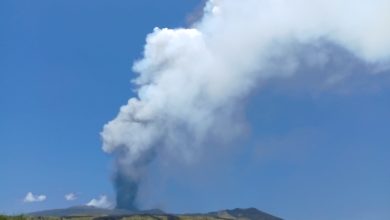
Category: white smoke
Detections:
[
  {"x1": 101, "y1": 0, "x2": 390, "y2": 207},
  {"x1": 86, "y1": 195, "x2": 113, "y2": 209}
]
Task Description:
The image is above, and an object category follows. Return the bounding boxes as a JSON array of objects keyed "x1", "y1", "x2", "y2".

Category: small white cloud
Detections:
[
  {"x1": 65, "y1": 193, "x2": 77, "y2": 201},
  {"x1": 23, "y1": 192, "x2": 47, "y2": 203},
  {"x1": 86, "y1": 195, "x2": 112, "y2": 209}
]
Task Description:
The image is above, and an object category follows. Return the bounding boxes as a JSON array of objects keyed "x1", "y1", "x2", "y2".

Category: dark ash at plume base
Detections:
[
  {"x1": 112, "y1": 147, "x2": 157, "y2": 211},
  {"x1": 114, "y1": 172, "x2": 139, "y2": 211}
]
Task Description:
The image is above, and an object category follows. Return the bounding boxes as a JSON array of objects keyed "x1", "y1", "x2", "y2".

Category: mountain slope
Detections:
[
  {"x1": 210, "y1": 208, "x2": 282, "y2": 220},
  {"x1": 28, "y1": 206, "x2": 133, "y2": 217},
  {"x1": 27, "y1": 207, "x2": 282, "y2": 220}
]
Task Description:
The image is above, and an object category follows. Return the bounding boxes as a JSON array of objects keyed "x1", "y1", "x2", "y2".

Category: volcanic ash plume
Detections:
[{"x1": 101, "y1": 0, "x2": 390, "y2": 210}]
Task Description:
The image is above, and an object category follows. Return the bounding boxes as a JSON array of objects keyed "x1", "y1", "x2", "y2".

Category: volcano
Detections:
[{"x1": 27, "y1": 206, "x2": 282, "y2": 220}]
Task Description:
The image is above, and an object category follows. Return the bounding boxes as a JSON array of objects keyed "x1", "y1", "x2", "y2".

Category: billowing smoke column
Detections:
[{"x1": 101, "y1": 0, "x2": 390, "y2": 210}]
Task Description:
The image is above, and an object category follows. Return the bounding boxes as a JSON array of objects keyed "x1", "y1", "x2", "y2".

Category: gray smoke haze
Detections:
[{"x1": 101, "y1": 0, "x2": 390, "y2": 209}]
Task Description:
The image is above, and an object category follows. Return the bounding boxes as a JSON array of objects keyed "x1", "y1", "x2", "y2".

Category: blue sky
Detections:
[{"x1": 0, "y1": 1, "x2": 389, "y2": 220}]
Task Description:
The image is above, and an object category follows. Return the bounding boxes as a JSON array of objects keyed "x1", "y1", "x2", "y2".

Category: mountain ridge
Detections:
[{"x1": 27, "y1": 206, "x2": 282, "y2": 220}]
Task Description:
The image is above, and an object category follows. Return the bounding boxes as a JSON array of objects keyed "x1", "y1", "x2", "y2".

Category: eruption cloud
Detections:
[{"x1": 101, "y1": 0, "x2": 390, "y2": 210}]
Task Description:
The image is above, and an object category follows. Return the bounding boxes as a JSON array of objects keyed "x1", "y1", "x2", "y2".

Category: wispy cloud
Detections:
[
  {"x1": 86, "y1": 195, "x2": 112, "y2": 209},
  {"x1": 23, "y1": 192, "x2": 47, "y2": 203},
  {"x1": 64, "y1": 193, "x2": 77, "y2": 201}
]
